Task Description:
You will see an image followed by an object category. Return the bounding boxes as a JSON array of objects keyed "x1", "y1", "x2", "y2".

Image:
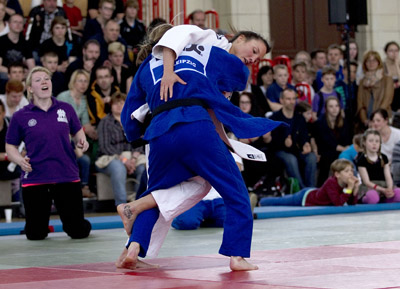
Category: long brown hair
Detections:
[{"x1": 324, "y1": 96, "x2": 343, "y2": 129}]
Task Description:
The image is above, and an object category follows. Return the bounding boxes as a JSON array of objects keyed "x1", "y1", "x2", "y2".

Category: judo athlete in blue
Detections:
[{"x1": 119, "y1": 40, "x2": 282, "y2": 270}]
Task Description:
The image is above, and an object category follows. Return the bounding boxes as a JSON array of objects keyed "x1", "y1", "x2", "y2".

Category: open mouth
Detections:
[{"x1": 42, "y1": 86, "x2": 49, "y2": 91}]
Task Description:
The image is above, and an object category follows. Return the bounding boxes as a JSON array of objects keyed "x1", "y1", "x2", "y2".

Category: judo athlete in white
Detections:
[{"x1": 117, "y1": 25, "x2": 280, "y2": 271}]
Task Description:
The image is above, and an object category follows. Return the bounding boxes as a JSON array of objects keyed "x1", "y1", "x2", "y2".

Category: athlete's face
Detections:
[{"x1": 231, "y1": 36, "x2": 267, "y2": 66}]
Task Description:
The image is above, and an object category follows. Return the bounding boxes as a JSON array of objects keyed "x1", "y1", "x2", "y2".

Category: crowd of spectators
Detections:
[{"x1": 0, "y1": 0, "x2": 399, "y2": 220}]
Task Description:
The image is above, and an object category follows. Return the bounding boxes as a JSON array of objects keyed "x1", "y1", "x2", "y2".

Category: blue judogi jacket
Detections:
[{"x1": 122, "y1": 45, "x2": 282, "y2": 142}]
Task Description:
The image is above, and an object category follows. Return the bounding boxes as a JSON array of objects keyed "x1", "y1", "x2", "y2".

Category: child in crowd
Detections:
[
  {"x1": 292, "y1": 62, "x2": 315, "y2": 104},
  {"x1": 356, "y1": 129, "x2": 400, "y2": 204},
  {"x1": 266, "y1": 64, "x2": 295, "y2": 112},
  {"x1": 259, "y1": 159, "x2": 359, "y2": 206},
  {"x1": 312, "y1": 66, "x2": 343, "y2": 119},
  {"x1": 41, "y1": 52, "x2": 67, "y2": 97},
  {"x1": 339, "y1": 133, "x2": 363, "y2": 163}
]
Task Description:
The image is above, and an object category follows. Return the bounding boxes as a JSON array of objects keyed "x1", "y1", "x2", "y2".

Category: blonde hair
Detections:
[
  {"x1": 330, "y1": 159, "x2": 354, "y2": 174},
  {"x1": 69, "y1": 69, "x2": 89, "y2": 91},
  {"x1": 108, "y1": 41, "x2": 126, "y2": 55},
  {"x1": 136, "y1": 23, "x2": 173, "y2": 66},
  {"x1": 26, "y1": 67, "x2": 52, "y2": 101}
]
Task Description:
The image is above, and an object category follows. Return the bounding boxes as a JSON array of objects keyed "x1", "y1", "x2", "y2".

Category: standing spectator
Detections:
[
  {"x1": 3, "y1": 0, "x2": 23, "y2": 19},
  {"x1": 83, "y1": 0, "x2": 115, "y2": 42},
  {"x1": 188, "y1": 9, "x2": 206, "y2": 29},
  {"x1": 40, "y1": 51, "x2": 67, "y2": 97},
  {"x1": 313, "y1": 44, "x2": 344, "y2": 91},
  {"x1": 96, "y1": 92, "x2": 144, "y2": 206},
  {"x1": 5, "y1": 66, "x2": 91, "y2": 240},
  {"x1": 292, "y1": 61, "x2": 315, "y2": 104},
  {"x1": 357, "y1": 51, "x2": 394, "y2": 130},
  {"x1": 252, "y1": 65, "x2": 273, "y2": 116},
  {"x1": 310, "y1": 49, "x2": 327, "y2": 74},
  {"x1": 312, "y1": 67, "x2": 343, "y2": 119},
  {"x1": 383, "y1": 41, "x2": 400, "y2": 113},
  {"x1": 88, "y1": 65, "x2": 119, "y2": 126},
  {"x1": 25, "y1": 0, "x2": 67, "y2": 63},
  {"x1": 356, "y1": 129, "x2": 400, "y2": 204},
  {"x1": 392, "y1": 140, "x2": 400, "y2": 186},
  {"x1": 39, "y1": 16, "x2": 73, "y2": 73},
  {"x1": 65, "y1": 39, "x2": 101, "y2": 84},
  {"x1": 0, "y1": 79, "x2": 28, "y2": 118},
  {"x1": 91, "y1": 19, "x2": 131, "y2": 67},
  {"x1": 108, "y1": 42, "x2": 133, "y2": 94},
  {"x1": 58, "y1": 69, "x2": 95, "y2": 197},
  {"x1": 294, "y1": 51, "x2": 312, "y2": 69},
  {"x1": 0, "y1": 14, "x2": 35, "y2": 75},
  {"x1": 369, "y1": 108, "x2": 400, "y2": 163},
  {"x1": 314, "y1": 97, "x2": 352, "y2": 186},
  {"x1": 266, "y1": 64, "x2": 295, "y2": 112},
  {"x1": 63, "y1": 0, "x2": 83, "y2": 42},
  {"x1": 120, "y1": 0, "x2": 146, "y2": 62},
  {"x1": 270, "y1": 88, "x2": 317, "y2": 188}
]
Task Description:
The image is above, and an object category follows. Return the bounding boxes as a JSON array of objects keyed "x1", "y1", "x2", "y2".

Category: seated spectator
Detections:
[
  {"x1": 369, "y1": 108, "x2": 400, "y2": 163},
  {"x1": 269, "y1": 88, "x2": 317, "y2": 189},
  {"x1": 40, "y1": 52, "x2": 67, "y2": 97},
  {"x1": 91, "y1": 19, "x2": 131, "y2": 67},
  {"x1": 188, "y1": 9, "x2": 206, "y2": 29},
  {"x1": 313, "y1": 44, "x2": 344, "y2": 91},
  {"x1": 339, "y1": 133, "x2": 363, "y2": 163},
  {"x1": 295, "y1": 101, "x2": 318, "y2": 155},
  {"x1": 65, "y1": 39, "x2": 101, "y2": 84},
  {"x1": 25, "y1": 0, "x2": 67, "y2": 63},
  {"x1": 0, "y1": 79, "x2": 28, "y2": 118},
  {"x1": 383, "y1": 41, "x2": 400, "y2": 113},
  {"x1": 83, "y1": 0, "x2": 115, "y2": 42},
  {"x1": 58, "y1": 69, "x2": 96, "y2": 198},
  {"x1": 357, "y1": 51, "x2": 394, "y2": 130},
  {"x1": 120, "y1": 0, "x2": 146, "y2": 62},
  {"x1": 314, "y1": 97, "x2": 352, "y2": 186},
  {"x1": 0, "y1": 14, "x2": 35, "y2": 75},
  {"x1": 392, "y1": 140, "x2": 400, "y2": 186},
  {"x1": 172, "y1": 187, "x2": 225, "y2": 230},
  {"x1": 252, "y1": 65, "x2": 273, "y2": 116},
  {"x1": 0, "y1": 2, "x2": 9, "y2": 37},
  {"x1": 312, "y1": 67, "x2": 343, "y2": 119},
  {"x1": 356, "y1": 129, "x2": 400, "y2": 204},
  {"x1": 108, "y1": 42, "x2": 133, "y2": 94},
  {"x1": 260, "y1": 159, "x2": 359, "y2": 206},
  {"x1": 63, "y1": 0, "x2": 84, "y2": 42},
  {"x1": 95, "y1": 92, "x2": 145, "y2": 206},
  {"x1": 39, "y1": 16, "x2": 73, "y2": 73},
  {"x1": 87, "y1": 0, "x2": 123, "y2": 20},
  {"x1": 88, "y1": 65, "x2": 120, "y2": 126},
  {"x1": 266, "y1": 64, "x2": 295, "y2": 112},
  {"x1": 0, "y1": 99, "x2": 20, "y2": 180},
  {"x1": 0, "y1": 62, "x2": 26, "y2": 94}
]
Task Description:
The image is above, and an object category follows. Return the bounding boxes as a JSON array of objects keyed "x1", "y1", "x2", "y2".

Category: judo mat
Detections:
[
  {"x1": 2, "y1": 240, "x2": 400, "y2": 289},
  {"x1": 254, "y1": 202, "x2": 400, "y2": 219}
]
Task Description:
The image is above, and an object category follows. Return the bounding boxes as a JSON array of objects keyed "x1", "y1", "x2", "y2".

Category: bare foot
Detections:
[
  {"x1": 120, "y1": 242, "x2": 140, "y2": 269},
  {"x1": 117, "y1": 203, "x2": 138, "y2": 235},
  {"x1": 115, "y1": 246, "x2": 159, "y2": 270},
  {"x1": 230, "y1": 256, "x2": 258, "y2": 271}
]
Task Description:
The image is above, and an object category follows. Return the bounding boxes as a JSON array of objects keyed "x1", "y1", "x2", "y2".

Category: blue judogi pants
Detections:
[{"x1": 128, "y1": 120, "x2": 253, "y2": 258}]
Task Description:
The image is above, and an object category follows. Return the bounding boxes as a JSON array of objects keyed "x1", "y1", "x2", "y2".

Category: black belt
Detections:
[{"x1": 152, "y1": 98, "x2": 208, "y2": 117}]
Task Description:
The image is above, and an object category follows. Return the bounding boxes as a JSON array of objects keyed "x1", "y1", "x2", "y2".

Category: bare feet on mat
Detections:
[
  {"x1": 115, "y1": 245, "x2": 159, "y2": 270},
  {"x1": 121, "y1": 242, "x2": 140, "y2": 269},
  {"x1": 230, "y1": 256, "x2": 258, "y2": 271},
  {"x1": 117, "y1": 203, "x2": 138, "y2": 235}
]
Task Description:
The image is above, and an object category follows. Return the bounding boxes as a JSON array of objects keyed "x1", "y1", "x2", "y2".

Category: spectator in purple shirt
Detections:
[{"x1": 5, "y1": 66, "x2": 91, "y2": 240}]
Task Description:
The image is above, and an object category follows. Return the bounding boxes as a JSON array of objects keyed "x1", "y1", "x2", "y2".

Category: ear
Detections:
[{"x1": 334, "y1": 171, "x2": 340, "y2": 179}]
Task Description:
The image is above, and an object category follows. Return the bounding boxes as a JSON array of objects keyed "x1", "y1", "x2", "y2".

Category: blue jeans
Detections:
[
  {"x1": 96, "y1": 159, "x2": 127, "y2": 206},
  {"x1": 275, "y1": 150, "x2": 317, "y2": 188},
  {"x1": 172, "y1": 198, "x2": 226, "y2": 230},
  {"x1": 77, "y1": 154, "x2": 90, "y2": 186},
  {"x1": 259, "y1": 188, "x2": 312, "y2": 206}
]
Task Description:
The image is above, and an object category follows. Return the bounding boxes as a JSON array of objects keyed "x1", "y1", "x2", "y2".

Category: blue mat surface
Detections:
[
  {"x1": 0, "y1": 215, "x2": 123, "y2": 236},
  {"x1": 254, "y1": 202, "x2": 400, "y2": 219}
]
